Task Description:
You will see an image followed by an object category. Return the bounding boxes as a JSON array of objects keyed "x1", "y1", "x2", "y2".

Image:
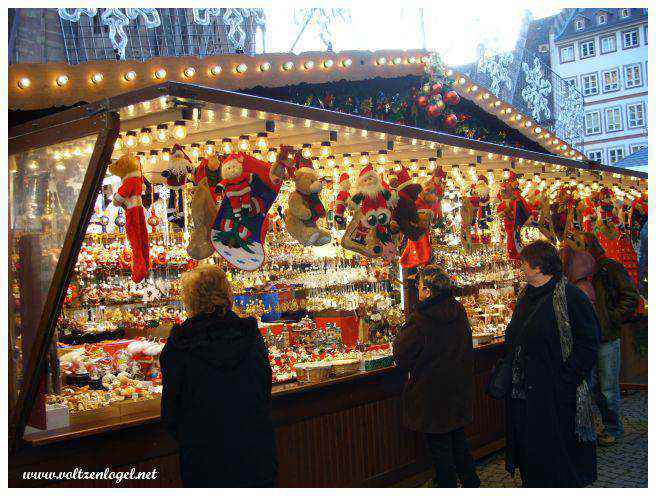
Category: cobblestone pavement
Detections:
[{"x1": 475, "y1": 391, "x2": 647, "y2": 488}]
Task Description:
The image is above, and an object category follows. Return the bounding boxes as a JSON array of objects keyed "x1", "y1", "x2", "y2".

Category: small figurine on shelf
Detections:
[{"x1": 109, "y1": 154, "x2": 150, "y2": 283}]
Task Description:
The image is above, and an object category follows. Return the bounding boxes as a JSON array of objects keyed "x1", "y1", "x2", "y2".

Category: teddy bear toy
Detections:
[
  {"x1": 108, "y1": 154, "x2": 149, "y2": 283},
  {"x1": 284, "y1": 163, "x2": 331, "y2": 246}
]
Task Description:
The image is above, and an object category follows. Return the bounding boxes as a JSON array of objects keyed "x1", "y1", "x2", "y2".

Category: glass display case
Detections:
[{"x1": 9, "y1": 83, "x2": 647, "y2": 452}]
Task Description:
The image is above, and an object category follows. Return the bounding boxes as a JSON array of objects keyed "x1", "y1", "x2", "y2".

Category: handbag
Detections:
[{"x1": 486, "y1": 292, "x2": 551, "y2": 399}]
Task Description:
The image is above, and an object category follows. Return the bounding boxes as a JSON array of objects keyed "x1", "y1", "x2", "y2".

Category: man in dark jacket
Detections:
[
  {"x1": 160, "y1": 266, "x2": 277, "y2": 487},
  {"x1": 393, "y1": 265, "x2": 479, "y2": 488},
  {"x1": 584, "y1": 233, "x2": 640, "y2": 445}
]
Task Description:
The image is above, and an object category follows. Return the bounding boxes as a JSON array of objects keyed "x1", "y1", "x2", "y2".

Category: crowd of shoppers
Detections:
[{"x1": 160, "y1": 235, "x2": 641, "y2": 488}]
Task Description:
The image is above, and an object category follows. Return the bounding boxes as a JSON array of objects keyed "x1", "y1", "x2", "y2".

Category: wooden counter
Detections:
[{"x1": 10, "y1": 344, "x2": 505, "y2": 488}]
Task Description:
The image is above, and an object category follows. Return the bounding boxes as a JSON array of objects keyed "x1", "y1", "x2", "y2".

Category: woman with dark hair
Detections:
[
  {"x1": 503, "y1": 240, "x2": 600, "y2": 487},
  {"x1": 160, "y1": 265, "x2": 277, "y2": 487},
  {"x1": 393, "y1": 265, "x2": 480, "y2": 488}
]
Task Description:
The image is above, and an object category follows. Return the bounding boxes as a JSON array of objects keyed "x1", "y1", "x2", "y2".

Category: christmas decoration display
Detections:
[
  {"x1": 284, "y1": 162, "x2": 332, "y2": 246},
  {"x1": 496, "y1": 172, "x2": 531, "y2": 261},
  {"x1": 630, "y1": 192, "x2": 648, "y2": 247},
  {"x1": 341, "y1": 165, "x2": 398, "y2": 261},
  {"x1": 211, "y1": 152, "x2": 288, "y2": 270},
  {"x1": 187, "y1": 157, "x2": 219, "y2": 260},
  {"x1": 419, "y1": 166, "x2": 447, "y2": 227},
  {"x1": 161, "y1": 144, "x2": 193, "y2": 229},
  {"x1": 333, "y1": 173, "x2": 352, "y2": 230},
  {"x1": 521, "y1": 57, "x2": 552, "y2": 122},
  {"x1": 461, "y1": 175, "x2": 493, "y2": 247},
  {"x1": 108, "y1": 154, "x2": 150, "y2": 283}
]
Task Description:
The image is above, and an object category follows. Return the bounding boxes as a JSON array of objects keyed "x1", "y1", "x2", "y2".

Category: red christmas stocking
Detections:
[{"x1": 125, "y1": 206, "x2": 150, "y2": 283}]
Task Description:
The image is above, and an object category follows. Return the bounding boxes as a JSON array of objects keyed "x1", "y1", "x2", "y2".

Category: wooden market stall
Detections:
[{"x1": 9, "y1": 81, "x2": 646, "y2": 487}]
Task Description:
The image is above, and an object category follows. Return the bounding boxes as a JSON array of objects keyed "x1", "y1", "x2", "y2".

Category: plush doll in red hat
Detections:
[
  {"x1": 161, "y1": 144, "x2": 194, "y2": 229},
  {"x1": 497, "y1": 173, "x2": 530, "y2": 261},
  {"x1": 419, "y1": 165, "x2": 447, "y2": 226},
  {"x1": 217, "y1": 153, "x2": 259, "y2": 222},
  {"x1": 464, "y1": 174, "x2": 493, "y2": 245},
  {"x1": 333, "y1": 173, "x2": 352, "y2": 230},
  {"x1": 109, "y1": 154, "x2": 150, "y2": 283},
  {"x1": 341, "y1": 164, "x2": 397, "y2": 260}
]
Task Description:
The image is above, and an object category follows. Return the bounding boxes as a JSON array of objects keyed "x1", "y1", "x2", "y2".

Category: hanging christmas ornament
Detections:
[
  {"x1": 444, "y1": 114, "x2": 459, "y2": 128},
  {"x1": 417, "y1": 95, "x2": 429, "y2": 107},
  {"x1": 431, "y1": 82, "x2": 443, "y2": 95},
  {"x1": 427, "y1": 102, "x2": 444, "y2": 118},
  {"x1": 444, "y1": 90, "x2": 460, "y2": 106}
]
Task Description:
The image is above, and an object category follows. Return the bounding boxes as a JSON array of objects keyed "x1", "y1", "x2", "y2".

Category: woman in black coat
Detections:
[
  {"x1": 393, "y1": 265, "x2": 480, "y2": 488},
  {"x1": 504, "y1": 240, "x2": 599, "y2": 487},
  {"x1": 160, "y1": 265, "x2": 277, "y2": 487}
]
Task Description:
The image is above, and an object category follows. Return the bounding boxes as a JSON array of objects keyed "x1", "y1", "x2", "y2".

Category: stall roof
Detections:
[
  {"x1": 9, "y1": 49, "x2": 584, "y2": 161},
  {"x1": 10, "y1": 82, "x2": 646, "y2": 185}
]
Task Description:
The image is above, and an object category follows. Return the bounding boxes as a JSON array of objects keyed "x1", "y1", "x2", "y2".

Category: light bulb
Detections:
[
  {"x1": 378, "y1": 150, "x2": 388, "y2": 165},
  {"x1": 256, "y1": 133, "x2": 268, "y2": 149},
  {"x1": 139, "y1": 128, "x2": 152, "y2": 145},
  {"x1": 114, "y1": 138, "x2": 123, "y2": 151},
  {"x1": 124, "y1": 131, "x2": 137, "y2": 148},
  {"x1": 359, "y1": 152, "x2": 369, "y2": 165},
  {"x1": 91, "y1": 73, "x2": 103, "y2": 84},
  {"x1": 154, "y1": 68, "x2": 167, "y2": 79},
  {"x1": 267, "y1": 148, "x2": 277, "y2": 163},
  {"x1": 56, "y1": 75, "x2": 69, "y2": 86},
  {"x1": 235, "y1": 63, "x2": 247, "y2": 74},
  {"x1": 18, "y1": 77, "x2": 30, "y2": 89},
  {"x1": 190, "y1": 144, "x2": 200, "y2": 159},
  {"x1": 210, "y1": 65, "x2": 222, "y2": 76},
  {"x1": 327, "y1": 156, "x2": 336, "y2": 167},
  {"x1": 162, "y1": 149, "x2": 171, "y2": 162},
  {"x1": 156, "y1": 124, "x2": 168, "y2": 142},
  {"x1": 342, "y1": 58, "x2": 352, "y2": 67},
  {"x1": 172, "y1": 121, "x2": 187, "y2": 140},
  {"x1": 205, "y1": 141, "x2": 215, "y2": 156},
  {"x1": 342, "y1": 154, "x2": 351, "y2": 167},
  {"x1": 392, "y1": 57, "x2": 402, "y2": 65},
  {"x1": 282, "y1": 61, "x2": 294, "y2": 71},
  {"x1": 124, "y1": 71, "x2": 136, "y2": 81},
  {"x1": 238, "y1": 135, "x2": 250, "y2": 151},
  {"x1": 184, "y1": 67, "x2": 196, "y2": 78},
  {"x1": 222, "y1": 138, "x2": 233, "y2": 154},
  {"x1": 324, "y1": 59, "x2": 334, "y2": 68},
  {"x1": 376, "y1": 57, "x2": 387, "y2": 65},
  {"x1": 320, "y1": 141, "x2": 331, "y2": 157},
  {"x1": 304, "y1": 60, "x2": 315, "y2": 70},
  {"x1": 149, "y1": 151, "x2": 158, "y2": 165},
  {"x1": 260, "y1": 62, "x2": 271, "y2": 72},
  {"x1": 302, "y1": 144, "x2": 312, "y2": 159}
]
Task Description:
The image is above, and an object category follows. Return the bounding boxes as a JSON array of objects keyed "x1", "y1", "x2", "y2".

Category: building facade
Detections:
[{"x1": 549, "y1": 8, "x2": 648, "y2": 166}]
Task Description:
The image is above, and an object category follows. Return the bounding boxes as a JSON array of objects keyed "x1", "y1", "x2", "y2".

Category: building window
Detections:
[
  {"x1": 559, "y1": 45, "x2": 575, "y2": 63},
  {"x1": 579, "y1": 39, "x2": 596, "y2": 58},
  {"x1": 538, "y1": 43, "x2": 549, "y2": 53},
  {"x1": 630, "y1": 144, "x2": 647, "y2": 154},
  {"x1": 627, "y1": 103, "x2": 645, "y2": 128},
  {"x1": 597, "y1": 13, "x2": 607, "y2": 25},
  {"x1": 608, "y1": 147, "x2": 625, "y2": 165},
  {"x1": 602, "y1": 68, "x2": 621, "y2": 92},
  {"x1": 623, "y1": 29, "x2": 640, "y2": 49},
  {"x1": 645, "y1": 26, "x2": 648, "y2": 45},
  {"x1": 563, "y1": 77, "x2": 578, "y2": 95},
  {"x1": 601, "y1": 34, "x2": 617, "y2": 54},
  {"x1": 581, "y1": 73, "x2": 599, "y2": 96},
  {"x1": 585, "y1": 111, "x2": 602, "y2": 135},
  {"x1": 605, "y1": 107, "x2": 623, "y2": 132},
  {"x1": 620, "y1": 9, "x2": 630, "y2": 19},
  {"x1": 587, "y1": 150, "x2": 604, "y2": 163},
  {"x1": 625, "y1": 63, "x2": 643, "y2": 88},
  {"x1": 575, "y1": 18, "x2": 585, "y2": 31}
]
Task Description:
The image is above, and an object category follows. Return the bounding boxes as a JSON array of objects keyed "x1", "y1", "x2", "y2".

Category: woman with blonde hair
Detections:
[{"x1": 160, "y1": 264, "x2": 277, "y2": 487}]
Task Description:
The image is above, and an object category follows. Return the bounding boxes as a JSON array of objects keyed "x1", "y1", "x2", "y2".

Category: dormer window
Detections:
[
  {"x1": 597, "y1": 13, "x2": 607, "y2": 25},
  {"x1": 620, "y1": 9, "x2": 630, "y2": 18},
  {"x1": 575, "y1": 18, "x2": 585, "y2": 31}
]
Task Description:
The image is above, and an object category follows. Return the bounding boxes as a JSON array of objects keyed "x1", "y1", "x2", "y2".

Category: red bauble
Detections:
[
  {"x1": 444, "y1": 114, "x2": 459, "y2": 128},
  {"x1": 431, "y1": 82, "x2": 443, "y2": 95},
  {"x1": 427, "y1": 102, "x2": 444, "y2": 118},
  {"x1": 444, "y1": 90, "x2": 460, "y2": 106},
  {"x1": 418, "y1": 95, "x2": 428, "y2": 107}
]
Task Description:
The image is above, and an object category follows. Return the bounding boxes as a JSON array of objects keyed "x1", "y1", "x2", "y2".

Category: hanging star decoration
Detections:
[
  {"x1": 556, "y1": 85, "x2": 585, "y2": 144},
  {"x1": 476, "y1": 45, "x2": 514, "y2": 96},
  {"x1": 293, "y1": 9, "x2": 351, "y2": 50},
  {"x1": 521, "y1": 57, "x2": 552, "y2": 122}
]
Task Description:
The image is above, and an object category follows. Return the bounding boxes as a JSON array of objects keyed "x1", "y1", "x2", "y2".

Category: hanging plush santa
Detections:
[
  {"x1": 350, "y1": 164, "x2": 396, "y2": 246},
  {"x1": 333, "y1": 173, "x2": 351, "y2": 230},
  {"x1": 161, "y1": 144, "x2": 194, "y2": 229},
  {"x1": 467, "y1": 174, "x2": 493, "y2": 244},
  {"x1": 419, "y1": 165, "x2": 447, "y2": 226},
  {"x1": 108, "y1": 154, "x2": 150, "y2": 283},
  {"x1": 497, "y1": 172, "x2": 530, "y2": 261}
]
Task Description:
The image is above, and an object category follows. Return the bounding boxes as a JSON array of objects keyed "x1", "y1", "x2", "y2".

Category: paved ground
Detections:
[{"x1": 475, "y1": 390, "x2": 648, "y2": 488}]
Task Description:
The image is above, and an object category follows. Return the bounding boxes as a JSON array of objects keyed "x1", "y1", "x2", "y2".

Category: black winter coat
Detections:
[
  {"x1": 504, "y1": 277, "x2": 599, "y2": 487},
  {"x1": 160, "y1": 309, "x2": 277, "y2": 487},
  {"x1": 393, "y1": 293, "x2": 474, "y2": 433}
]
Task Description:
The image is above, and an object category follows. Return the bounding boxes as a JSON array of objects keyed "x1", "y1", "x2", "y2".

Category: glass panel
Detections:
[{"x1": 9, "y1": 134, "x2": 99, "y2": 415}]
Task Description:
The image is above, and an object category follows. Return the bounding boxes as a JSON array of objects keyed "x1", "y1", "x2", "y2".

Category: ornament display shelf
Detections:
[{"x1": 64, "y1": 297, "x2": 181, "y2": 310}]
